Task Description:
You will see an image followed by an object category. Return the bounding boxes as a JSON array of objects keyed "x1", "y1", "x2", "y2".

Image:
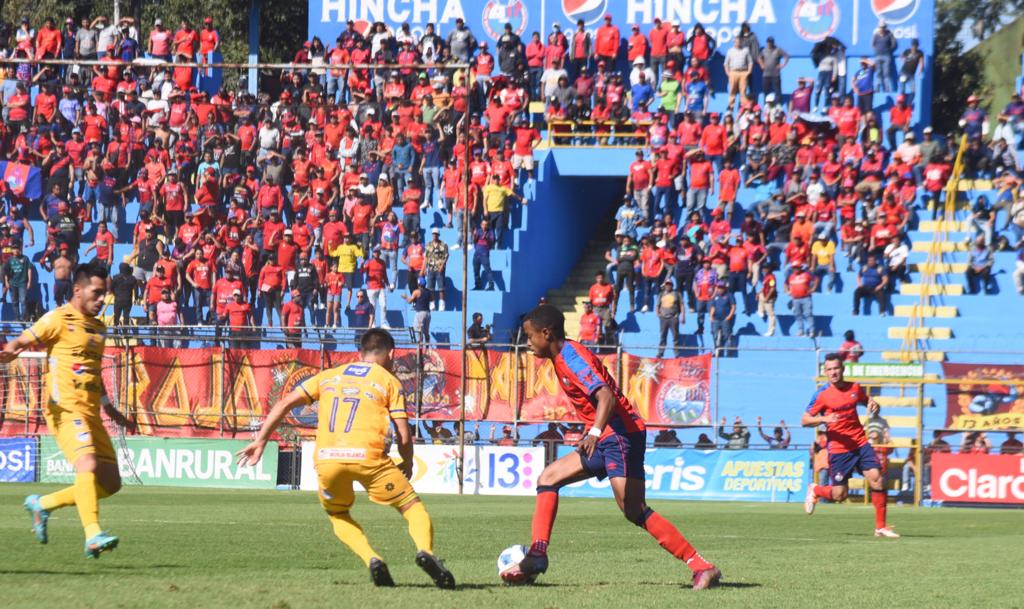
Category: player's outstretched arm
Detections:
[
  {"x1": 237, "y1": 388, "x2": 309, "y2": 466},
  {"x1": 0, "y1": 332, "x2": 37, "y2": 363}
]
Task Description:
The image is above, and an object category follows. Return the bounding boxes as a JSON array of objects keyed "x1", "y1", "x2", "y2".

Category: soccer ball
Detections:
[{"x1": 497, "y1": 544, "x2": 533, "y2": 584}]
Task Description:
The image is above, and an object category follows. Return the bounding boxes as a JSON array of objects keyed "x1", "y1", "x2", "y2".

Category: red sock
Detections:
[
  {"x1": 871, "y1": 489, "x2": 887, "y2": 529},
  {"x1": 642, "y1": 509, "x2": 712, "y2": 573},
  {"x1": 529, "y1": 488, "x2": 559, "y2": 555},
  {"x1": 813, "y1": 485, "x2": 833, "y2": 501}
]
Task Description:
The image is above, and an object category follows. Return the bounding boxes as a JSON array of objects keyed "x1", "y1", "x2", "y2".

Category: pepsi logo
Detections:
[
  {"x1": 871, "y1": 0, "x2": 919, "y2": 25},
  {"x1": 562, "y1": 0, "x2": 608, "y2": 26}
]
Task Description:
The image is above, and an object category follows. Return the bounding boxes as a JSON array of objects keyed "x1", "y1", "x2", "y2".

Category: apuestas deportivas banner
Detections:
[
  {"x1": 300, "y1": 441, "x2": 543, "y2": 495},
  {"x1": 39, "y1": 436, "x2": 278, "y2": 489},
  {"x1": 556, "y1": 447, "x2": 807, "y2": 502},
  {"x1": 930, "y1": 452, "x2": 1024, "y2": 505},
  {"x1": 0, "y1": 437, "x2": 36, "y2": 482},
  {"x1": 0, "y1": 347, "x2": 710, "y2": 439},
  {"x1": 308, "y1": 0, "x2": 934, "y2": 58},
  {"x1": 942, "y1": 363, "x2": 1024, "y2": 432}
]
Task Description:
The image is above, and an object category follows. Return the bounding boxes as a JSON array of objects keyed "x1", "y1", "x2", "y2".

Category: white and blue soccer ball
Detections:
[{"x1": 497, "y1": 544, "x2": 529, "y2": 580}]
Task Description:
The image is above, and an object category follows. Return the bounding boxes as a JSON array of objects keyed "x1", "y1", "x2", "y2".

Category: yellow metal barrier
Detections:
[
  {"x1": 897, "y1": 134, "x2": 969, "y2": 363},
  {"x1": 546, "y1": 120, "x2": 652, "y2": 148}
]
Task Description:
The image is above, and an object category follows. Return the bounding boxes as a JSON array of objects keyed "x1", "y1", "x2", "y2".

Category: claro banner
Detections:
[
  {"x1": 931, "y1": 452, "x2": 1024, "y2": 505},
  {"x1": 0, "y1": 437, "x2": 36, "y2": 482},
  {"x1": 300, "y1": 442, "x2": 543, "y2": 495},
  {"x1": 40, "y1": 436, "x2": 278, "y2": 489},
  {"x1": 557, "y1": 447, "x2": 806, "y2": 502}
]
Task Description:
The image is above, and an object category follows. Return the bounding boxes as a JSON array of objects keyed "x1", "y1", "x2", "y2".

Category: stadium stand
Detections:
[{"x1": 0, "y1": 14, "x2": 1021, "y2": 463}]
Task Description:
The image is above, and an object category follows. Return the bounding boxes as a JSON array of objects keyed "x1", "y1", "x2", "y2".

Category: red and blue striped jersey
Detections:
[{"x1": 552, "y1": 340, "x2": 646, "y2": 438}]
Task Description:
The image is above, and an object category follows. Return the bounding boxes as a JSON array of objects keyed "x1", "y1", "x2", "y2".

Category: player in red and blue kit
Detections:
[
  {"x1": 505, "y1": 305, "x2": 721, "y2": 589},
  {"x1": 801, "y1": 353, "x2": 899, "y2": 538}
]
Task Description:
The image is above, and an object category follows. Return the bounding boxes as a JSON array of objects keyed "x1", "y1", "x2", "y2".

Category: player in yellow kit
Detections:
[
  {"x1": 237, "y1": 329, "x2": 455, "y2": 588},
  {"x1": 2, "y1": 260, "x2": 134, "y2": 558}
]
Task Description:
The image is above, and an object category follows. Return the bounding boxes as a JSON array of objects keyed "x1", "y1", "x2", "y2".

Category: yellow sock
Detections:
[
  {"x1": 73, "y1": 472, "x2": 102, "y2": 539},
  {"x1": 401, "y1": 502, "x2": 434, "y2": 554},
  {"x1": 39, "y1": 486, "x2": 77, "y2": 511},
  {"x1": 329, "y1": 512, "x2": 381, "y2": 566}
]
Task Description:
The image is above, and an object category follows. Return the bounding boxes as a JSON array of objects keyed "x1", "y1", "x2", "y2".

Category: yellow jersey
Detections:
[
  {"x1": 331, "y1": 244, "x2": 364, "y2": 274},
  {"x1": 23, "y1": 304, "x2": 107, "y2": 415},
  {"x1": 299, "y1": 361, "x2": 407, "y2": 461}
]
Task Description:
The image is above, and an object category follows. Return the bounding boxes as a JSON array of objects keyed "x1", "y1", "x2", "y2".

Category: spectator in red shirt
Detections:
[
  {"x1": 578, "y1": 301, "x2": 600, "y2": 346},
  {"x1": 594, "y1": 14, "x2": 620, "y2": 65},
  {"x1": 280, "y1": 289, "x2": 304, "y2": 344},
  {"x1": 839, "y1": 330, "x2": 864, "y2": 362},
  {"x1": 363, "y1": 247, "x2": 390, "y2": 328},
  {"x1": 785, "y1": 264, "x2": 817, "y2": 337},
  {"x1": 685, "y1": 149, "x2": 714, "y2": 214},
  {"x1": 257, "y1": 255, "x2": 285, "y2": 327},
  {"x1": 225, "y1": 289, "x2": 253, "y2": 348}
]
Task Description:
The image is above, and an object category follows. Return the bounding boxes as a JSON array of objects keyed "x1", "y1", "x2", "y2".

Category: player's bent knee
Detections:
[
  {"x1": 536, "y1": 483, "x2": 562, "y2": 494},
  {"x1": 626, "y1": 506, "x2": 653, "y2": 527}
]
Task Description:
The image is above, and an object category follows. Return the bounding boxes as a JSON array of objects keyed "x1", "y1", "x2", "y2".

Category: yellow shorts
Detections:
[
  {"x1": 315, "y1": 458, "x2": 418, "y2": 513},
  {"x1": 44, "y1": 404, "x2": 117, "y2": 465}
]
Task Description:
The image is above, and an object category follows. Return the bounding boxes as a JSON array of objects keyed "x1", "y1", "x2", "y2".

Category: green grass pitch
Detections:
[{"x1": 1, "y1": 484, "x2": 1020, "y2": 609}]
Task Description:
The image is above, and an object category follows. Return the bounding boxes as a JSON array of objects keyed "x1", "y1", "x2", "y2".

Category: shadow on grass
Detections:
[
  {"x1": 0, "y1": 564, "x2": 183, "y2": 576},
  {"x1": 716, "y1": 582, "x2": 762, "y2": 589}
]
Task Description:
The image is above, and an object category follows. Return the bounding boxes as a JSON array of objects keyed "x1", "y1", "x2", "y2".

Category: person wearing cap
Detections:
[
  {"x1": 279, "y1": 289, "x2": 305, "y2": 345},
  {"x1": 758, "y1": 36, "x2": 789, "y2": 101},
  {"x1": 362, "y1": 247, "x2": 389, "y2": 329},
  {"x1": 562, "y1": 20, "x2": 588, "y2": 82},
  {"x1": 708, "y1": 282, "x2": 735, "y2": 354},
  {"x1": 147, "y1": 18, "x2": 172, "y2": 61},
  {"x1": 723, "y1": 36, "x2": 753, "y2": 113},
  {"x1": 199, "y1": 16, "x2": 220, "y2": 57},
  {"x1": 155, "y1": 285, "x2": 183, "y2": 347},
  {"x1": 646, "y1": 18, "x2": 669, "y2": 80},
  {"x1": 899, "y1": 38, "x2": 924, "y2": 98},
  {"x1": 785, "y1": 264, "x2": 817, "y2": 337},
  {"x1": 422, "y1": 228, "x2": 449, "y2": 311},
  {"x1": 496, "y1": 22, "x2": 524, "y2": 76},
  {"x1": 872, "y1": 20, "x2": 897, "y2": 93},
  {"x1": 852, "y1": 58, "x2": 876, "y2": 115},
  {"x1": 401, "y1": 276, "x2": 432, "y2": 344},
  {"x1": 225, "y1": 288, "x2": 253, "y2": 348},
  {"x1": 960, "y1": 94, "x2": 986, "y2": 140},
  {"x1": 654, "y1": 278, "x2": 684, "y2": 358},
  {"x1": 446, "y1": 17, "x2": 476, "y2": 62},
  {"x1": 2, "y1": 242, "x2": 32, "y2": 321},
  {"x1": 886, "y1": 94, "x2": 914, "y2": 150},
  {"x1": 594, "y1": 13, "x2": 620, "y2": 66}
]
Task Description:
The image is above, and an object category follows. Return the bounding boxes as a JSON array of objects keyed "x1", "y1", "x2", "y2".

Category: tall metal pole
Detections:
[{"x1": 457, "y1": 66, "x2": 472, "y2": 495}]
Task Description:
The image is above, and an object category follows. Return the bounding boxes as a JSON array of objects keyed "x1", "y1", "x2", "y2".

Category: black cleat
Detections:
[
  {"x1": 415, "y1": 551, "x2": 456, "y2": 589},
  {"x1": 369, "y1": 558, "x2": 395, "y2": 587}
]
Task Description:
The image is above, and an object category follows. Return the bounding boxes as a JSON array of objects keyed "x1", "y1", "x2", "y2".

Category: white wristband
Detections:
[{"x1": 587, "y1": 426, "x2": 603, "y2": 438}]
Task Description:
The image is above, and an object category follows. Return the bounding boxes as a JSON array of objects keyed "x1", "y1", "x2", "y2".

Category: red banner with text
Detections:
[
  {"x1": 930, "y1": 452, "x2": 1024, "y2": 504},
  {"x1": 0, "y1": 348, "x2": 712, "y2": 438},
  {"x1": 942, "y1": 363, "x2": 1024, "y2": 431}
]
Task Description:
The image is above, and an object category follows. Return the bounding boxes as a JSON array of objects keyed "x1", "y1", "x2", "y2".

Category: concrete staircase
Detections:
[{"x1": 545, "y1": 220, "x2": 616, "y2": 339}]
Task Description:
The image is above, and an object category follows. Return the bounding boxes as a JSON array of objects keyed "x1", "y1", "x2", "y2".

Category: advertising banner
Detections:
[
  {"x1": 1, "y1": 347, "x2": 710, "y2": 438},
  {"x1": 931, "y1": 452, "x2": 1024, "y2": 505},
  {"x1": 309, "y1": 0, "x2": 935, "y2": 58},
  {"x1": 40, "y1": 436, "x2": 278, "y2": 489},
  {"x1": 300, "y1": 441, "x2": 543, "y2": 495},
  {"x1": 0, "y1": 437, "x2": 36, "y2": 482},
  {"x1": 557, "y1": 447, "x2": 806, "y2": 502},
  {"x1": 942, "y1": 363, "x2": 1024, "y2": 431}
]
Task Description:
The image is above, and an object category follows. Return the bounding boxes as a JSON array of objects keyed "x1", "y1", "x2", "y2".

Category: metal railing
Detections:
[{"x1": 545, "y1": 120, "x2": 652, "y2": 148}]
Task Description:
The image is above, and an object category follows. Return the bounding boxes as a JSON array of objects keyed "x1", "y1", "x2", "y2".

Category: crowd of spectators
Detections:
[{"x1": 0, "y1": 13, "x2": 1019, "y2": 349}]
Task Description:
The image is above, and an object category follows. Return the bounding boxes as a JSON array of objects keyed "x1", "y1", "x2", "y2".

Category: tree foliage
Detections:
[{"x1": 932, "y1": 0, "x2": 1024, "y2": 133}]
